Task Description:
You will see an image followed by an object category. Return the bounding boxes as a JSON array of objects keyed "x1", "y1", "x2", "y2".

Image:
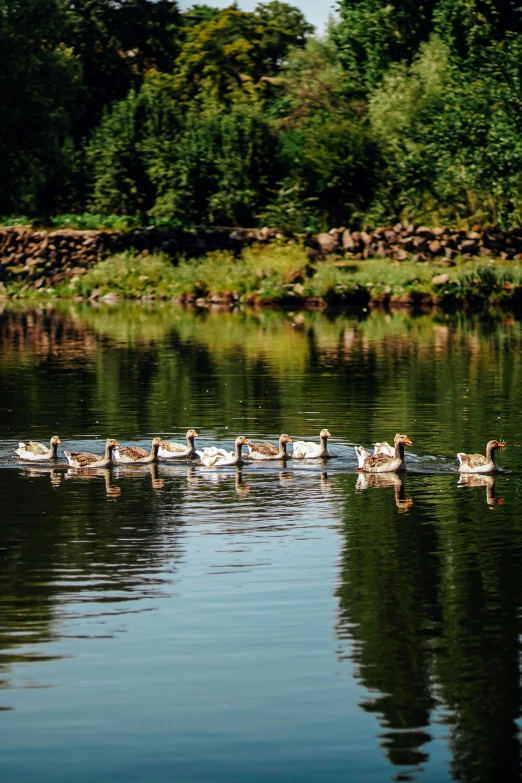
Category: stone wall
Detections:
[{"x1": 1, "y1": 222, "x2": 522, "y2": 291}]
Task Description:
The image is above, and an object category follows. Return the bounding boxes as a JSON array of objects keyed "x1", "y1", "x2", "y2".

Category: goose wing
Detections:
[
  {"x1": 65, "y1": 451, "x2": 100, "y2": 468},
  {"x1": 159, "y1": 440, "x2": 186, "y2": 455},
  {"x1": 362, "y1": 452, "x2": 396, "y2": 470},
  {"x1": 18, "y1": 441, "x2": 47, "y2": 456},
  {"x1": 248, "y1": 441, "x2": 279, "y2": 457},
  {"x1": 457, "y1": 452, "x2": 488, "y2": 469},
  {"x1": 118, "y1": 446, "x2": 148, "y2": 461},
  {"x1": 292, "y1": 440, "x2": 318, "y2": 458}
]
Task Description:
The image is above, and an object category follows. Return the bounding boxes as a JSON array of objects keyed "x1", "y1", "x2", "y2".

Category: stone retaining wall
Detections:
[{"x1": 1, "y1": 223, "x2": 522, "y2": 292}]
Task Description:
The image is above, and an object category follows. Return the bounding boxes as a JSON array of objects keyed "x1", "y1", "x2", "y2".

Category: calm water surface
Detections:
[{"x1": 1, "y1": 303, "x2": 522, "y2": 782}]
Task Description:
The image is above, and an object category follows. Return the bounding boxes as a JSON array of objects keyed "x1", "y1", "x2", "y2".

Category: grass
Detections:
[{"x1": 6, "y1": 242, "x2": 522, "y2": 309}]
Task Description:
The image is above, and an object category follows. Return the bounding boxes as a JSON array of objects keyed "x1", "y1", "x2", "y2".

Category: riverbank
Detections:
[{"x1": 3, "y1": 244, "x2": 522, "y2": 311}]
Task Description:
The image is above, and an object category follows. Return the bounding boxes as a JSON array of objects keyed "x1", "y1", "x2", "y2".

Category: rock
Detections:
[
  {"x1": 415, "y1": 226, "x2": 433, "y2": 239},
  {"x1": 460, "y1": 239, "x2": 478, "y2": 255},
  {"x1": 316, "y1": 233, "x2": 339, "y2": 253},
  {"x1": 432, "y1": 273, "x2": 450, "y2": 286},
  {"x1": 293, "y1": 283, "x2": 305, "y2": 296},
  {"x1": 394, "y1": 248, "x2": 409, "y2": 261},
  {"x1": 428, "y1": 240, "x2": 442, "y2": 255},
  {"x1": 342, "y1": 229, "x2": 355, "y2": 250}
]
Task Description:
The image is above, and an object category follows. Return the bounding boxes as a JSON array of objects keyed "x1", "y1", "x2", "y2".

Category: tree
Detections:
[
  {"x1": 334, "y1": 0, "x2": 438, "y2": 90},
  {"x1": 63, "y1": 0, "x2": 182, "y2": 139},
  {"x1": 0, "y1": 0, "x2": 81, "y2": 214},
  {"x1": 172, "y1": 3, "x2": 312, "y2": 101}
]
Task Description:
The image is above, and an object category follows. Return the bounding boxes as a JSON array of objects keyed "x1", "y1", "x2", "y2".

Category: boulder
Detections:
[
  {"x1": 432, "y1": 273, "x2": 450, "y2": 286},
  {"x1": 316, "y1": 233, "x2": 339, "y2": 254}
]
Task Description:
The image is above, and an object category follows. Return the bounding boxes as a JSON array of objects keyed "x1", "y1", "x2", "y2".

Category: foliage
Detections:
[{"x1": 4, "y1": 0, "x2": 522, "y2": 229}]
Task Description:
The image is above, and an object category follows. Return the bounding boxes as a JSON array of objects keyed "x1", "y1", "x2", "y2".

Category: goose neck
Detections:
[{"x1": 394, "y1": 441, "x2": 405, "y2": 460}]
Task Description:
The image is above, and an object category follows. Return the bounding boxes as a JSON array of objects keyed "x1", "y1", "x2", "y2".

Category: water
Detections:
[{"x1": 1, "y1": 302, "x2": 522, "y2": 782}]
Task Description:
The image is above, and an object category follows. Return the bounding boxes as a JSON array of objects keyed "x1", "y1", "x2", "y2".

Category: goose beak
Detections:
[
  {"x1": 498, "y1": 442, "x2": 505, "y2": 448},
  {"x1": 405, "y1": 438, "x2": 413, "y2": 446}
]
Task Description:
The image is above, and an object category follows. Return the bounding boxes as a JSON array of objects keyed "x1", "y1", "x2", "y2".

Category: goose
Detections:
[
  {"x1": 64, "y1": 438, "x2": 120, "y2": 469},
  {"x1": 292, "y1": 429, "x2": 331, "y2": 459},
  {"x1": 15, "y1": 435, "x2": 61, "y2": 461},
  {"x1": 158, "y1": 429, "x2": 199, "y2": 459},
  {"x1": 196, "y1": 436, "x2": 249, "y2": 467},
  {"x1": 356, "y1": 433, "x2": 412, "y2": 473},
  {"x1": 355, "y1": 440, "x2": 395, "y2": 468},
  {"x1": 246, "y1": 434, "x2": 293, "y2": 460},
  {"x1": 116, "y1": 437, "x2": 163, "y2": 464},
  {"x1": 457, "y1": 439, "x2": 505, "y2": 474}
]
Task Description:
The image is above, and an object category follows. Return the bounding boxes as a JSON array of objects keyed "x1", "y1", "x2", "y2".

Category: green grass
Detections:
[{"x1": 6, "y1": 243, "x2": 522, "y2": 309}]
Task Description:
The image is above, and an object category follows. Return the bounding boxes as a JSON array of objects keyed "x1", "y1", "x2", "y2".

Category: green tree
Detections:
[
  {"x1": 335, "y1": 0, "x2": 438, "y2": 90},
  {"x1": 63, "y1": 0, "x2": 182, "y2": 139},
  {"x1": 173, "y1": 3, "x2": 312, "y2": 101},
  {"x1": 0, "y1": 0, "x2": 81, "y2": 215}
]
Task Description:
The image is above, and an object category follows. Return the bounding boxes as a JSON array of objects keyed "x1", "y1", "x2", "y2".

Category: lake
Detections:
[{"x1": 1, "y1": 302, "x2": 522, "y2": 783}]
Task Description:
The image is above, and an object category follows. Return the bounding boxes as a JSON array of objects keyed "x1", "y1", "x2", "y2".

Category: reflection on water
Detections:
[{"x1": 1, "y1": 303, "x2": 522, "y2": 782}]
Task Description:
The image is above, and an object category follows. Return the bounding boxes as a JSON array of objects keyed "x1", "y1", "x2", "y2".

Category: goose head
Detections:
[
  {"x1": 394, "y1": 433, "x2": 413, "y2": 446},
  {"x1": 487, "y1": 439, "x2": 505, "y2": 451},
  {"x1": 50, "y1": 435, "x2": 61, "y2": 446},
  {"x1": 279, "y1": 434, "x2": 293, "y2": 445},
  {"x1": 187, "y1": 429, "x2": 199, "y2": 441}
]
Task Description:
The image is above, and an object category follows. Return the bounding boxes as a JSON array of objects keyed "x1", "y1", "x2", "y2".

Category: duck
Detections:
[
  {"x1": 15, "y1": 435, "x2": 61, "y2": 461},
  {"x1": 355, "y1": 440, "x2": 395, "y2": 468},
  {"x1": 292, "y1": 429, "x2": 331, "y2": 459},
  {"x1": 246, "y1": 434, "x2": 293, "y2": 460},
  {"x1": 196, "y1": 436, "x2": 249, "y2": 467},
  {"x1": 356, "y1": 433, "x2": 413, "y2": 473},
  {"x1": 116, "y1": 437, "x2": 163, "y2": 464},
  {"x1": 64, "y1": 438, "x2": 120, "y2": 469},
  {"x1": 457, "y1": 439, "x2": 505, "y2": 474},
  {"x1": 158, "y1": 429, "x2": 199, "y2": 459}
]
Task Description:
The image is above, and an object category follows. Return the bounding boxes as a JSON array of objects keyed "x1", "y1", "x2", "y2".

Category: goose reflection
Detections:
[
  {"x1": 356, "y1": 472, "x2": 414, "y2": 512},
  {"x1": 185, "y1": 467, "x2": 249, "y2": 495},
  {"x1": 20, "y1": 467, "x2": 62, "y2": 488},
  {"x1": 65, "y1": 467, "x2": 121, "y2": 499},
  {"x1": 458, "y1": 473, "x2": 505, "y2": 505}
]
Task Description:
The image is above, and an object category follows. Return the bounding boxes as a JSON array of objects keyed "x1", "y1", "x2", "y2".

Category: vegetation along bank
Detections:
[{"x1": 3, "y1": 224, "x2": 522, "y2": 310}]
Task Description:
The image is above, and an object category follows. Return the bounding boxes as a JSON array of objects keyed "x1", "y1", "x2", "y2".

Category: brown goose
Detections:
[
  {"x1": 15, "y1": 435, "x2": 61, "y2": 461},
  {"x1": 158, "y1": 429, "x2": 199, "y2": 459},
  {"x1": 116, "y1": 437, "x2": 162, "y2": 464},
  {"x1": 64, "y1": 438, "x2": 120, "y2": 469},
  {"x1": 457, "y1": 439, "x2": 505, "y2": 474},
  {"x1": 246, "y1": 434, "x2": 293, "y2": 460},
  {"x1": 356, "y1": 433, "x2": 412, "y2": 473}
]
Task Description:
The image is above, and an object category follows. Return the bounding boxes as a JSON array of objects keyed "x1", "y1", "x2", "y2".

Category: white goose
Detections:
[
  {"x1": 15, "y1": 435, "x2": 61, "y2": 461},
  {"x1": 196, "y1": 436, "x2": 249, "y2": 467},
  {"x1": 292, "y1": 429, "x2": 331, "y2": 459},
  {"x1": 158, "y1": 429, "x2": 199, "y2": 459}
]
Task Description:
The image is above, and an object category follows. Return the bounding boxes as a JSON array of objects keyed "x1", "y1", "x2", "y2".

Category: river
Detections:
[{"x1": 0, "y1": 302, "x2": 521, "y2": 782}]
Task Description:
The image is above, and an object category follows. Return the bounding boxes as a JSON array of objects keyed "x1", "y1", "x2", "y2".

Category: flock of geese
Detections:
[{"x1": 13, "y1": 431, "x2": 507, "y2": 475}]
